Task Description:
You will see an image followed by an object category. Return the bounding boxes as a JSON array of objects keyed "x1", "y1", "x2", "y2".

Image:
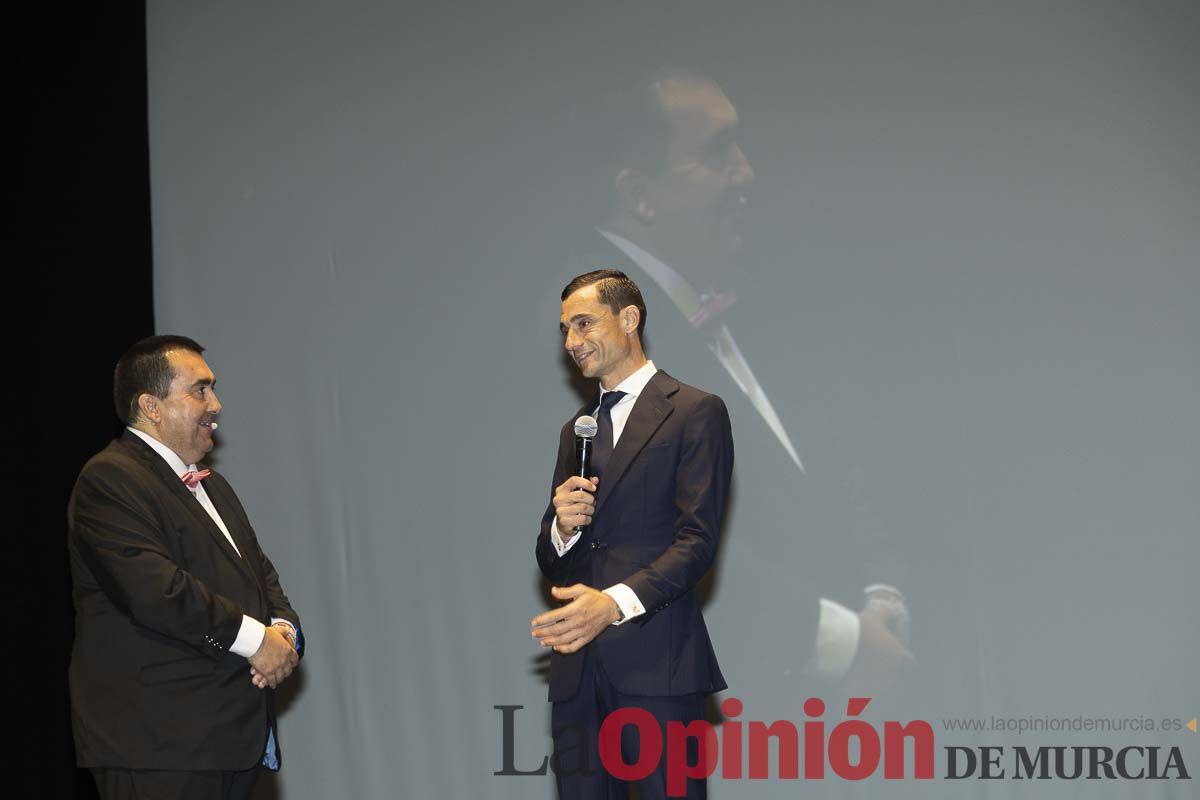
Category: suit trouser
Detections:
[
  {"x1": 551, "y1": 647, "x2": 709, "y2": 800},
  {"x1": 90, "y1": 766, "x2": 260, "y2": 800}
]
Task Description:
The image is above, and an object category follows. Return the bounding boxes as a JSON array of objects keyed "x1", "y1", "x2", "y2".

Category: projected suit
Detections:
[{"x1": 566, "y1": 231, "x2": 831, "y2": 657}]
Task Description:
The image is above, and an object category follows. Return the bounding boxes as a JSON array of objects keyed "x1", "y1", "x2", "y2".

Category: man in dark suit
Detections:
[
  {"x1": 532, "y1": 270, "x2": 732, "y2": 799},
  {"x1": 68, "y1": 335, "x2": 303, "y2": 800}
]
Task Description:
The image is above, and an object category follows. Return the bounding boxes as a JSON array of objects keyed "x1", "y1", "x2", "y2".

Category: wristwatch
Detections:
[{"x1": 274, "y1": 622, "x2": 297, "y2": 648}]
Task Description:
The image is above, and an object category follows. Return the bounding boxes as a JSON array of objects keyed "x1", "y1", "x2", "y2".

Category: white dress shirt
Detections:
[
  {"x1": 549, "y1": 359, "x2": 661, "y2": 624},
  {"x1": 600, "y1": 230, "x2": 804, "y2": 473},
  {"x1": 127, "y1": 426, "x2": 286, "y2": 658},
  {"x1": 594, "y1": 231, "x2": 865, "y2": 680}
]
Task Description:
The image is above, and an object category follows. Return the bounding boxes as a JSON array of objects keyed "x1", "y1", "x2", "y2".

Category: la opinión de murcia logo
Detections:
[
  {"x1": 496, "y1": 699, "x2": 1194, "y2": 794},
  {"x1": 945, "y1": 744, "x2": 1190, "y2": 780}
]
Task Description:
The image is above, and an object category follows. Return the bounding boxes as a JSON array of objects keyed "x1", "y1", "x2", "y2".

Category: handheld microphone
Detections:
[{"x1": 573, "y1": 415, "x2": 597, "y2": 535}]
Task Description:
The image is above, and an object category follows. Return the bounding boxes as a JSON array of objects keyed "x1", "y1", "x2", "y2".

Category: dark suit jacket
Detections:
[
  {"x1": 536, "y1": 370, "x2": 732, "y2": 702},
  {"x1": 67, "y1": 430, "x2": 302, "y2": 771}
]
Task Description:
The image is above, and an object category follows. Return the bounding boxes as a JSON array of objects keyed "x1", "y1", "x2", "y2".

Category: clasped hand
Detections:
[{"x1": 248, "y1": 624, "x2": 299, "y2": 689}]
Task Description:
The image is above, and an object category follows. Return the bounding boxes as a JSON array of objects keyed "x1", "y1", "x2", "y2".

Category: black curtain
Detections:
[{"x1": 28, "y1": 5, "x2": 154, "y2": 797}]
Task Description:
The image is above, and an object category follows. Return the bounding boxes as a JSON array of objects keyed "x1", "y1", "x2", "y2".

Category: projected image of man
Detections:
[{"x1": 573, "y1": 69, "x2": 914, "y2": 696}]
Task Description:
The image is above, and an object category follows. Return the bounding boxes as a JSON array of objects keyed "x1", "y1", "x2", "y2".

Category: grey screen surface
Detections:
[{"x1": 147, "y1": 1, "x2": 1198, "y2": 797}]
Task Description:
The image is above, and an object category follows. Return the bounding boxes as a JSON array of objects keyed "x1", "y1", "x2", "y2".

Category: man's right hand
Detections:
[
  {"x1": 248, "y1": 625, "x2": 299, "y2": 689},
  {"x1": 552, "y1": 475, "x2": 599, "y2": 534},
  {"x1": 843, "y1": 606, "x2": 917, "y2": 699}
]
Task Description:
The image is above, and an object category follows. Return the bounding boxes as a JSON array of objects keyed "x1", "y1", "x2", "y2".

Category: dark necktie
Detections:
[{"x1": 591, "y1": 390, "x2": 627, "y2": 479}]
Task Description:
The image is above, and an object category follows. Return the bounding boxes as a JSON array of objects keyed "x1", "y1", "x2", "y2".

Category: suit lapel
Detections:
[
  {"x1": 593, "y1": 371, "x2": 676, "y2": 516},
  {"x1": 202, "y1": 477, "x2": 264, "y2": 588},
  {"x1": 120, "y1": 432, "x2": 257, "y2": 583}
]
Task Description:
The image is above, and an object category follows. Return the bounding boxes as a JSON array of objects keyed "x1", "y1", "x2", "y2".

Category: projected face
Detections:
[
  {"x1": 560, "y1": 284, "x2": 640, "y2": 388},
  {"x1": 147, "y1": 349, "x2": 222, "y2": 465},
  {"x1": 637, "y1": 79, "x2": 755, "y2": 269}
]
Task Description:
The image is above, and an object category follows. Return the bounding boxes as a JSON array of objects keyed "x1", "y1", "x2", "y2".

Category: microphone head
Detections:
[{"x1": 574, "y1": 415, "x2": 598, "y2": 439}]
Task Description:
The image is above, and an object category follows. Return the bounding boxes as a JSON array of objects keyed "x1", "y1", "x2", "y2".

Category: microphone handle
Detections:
[{"x1": 574, "y1": 436, "x2": 593, "y2": 536}]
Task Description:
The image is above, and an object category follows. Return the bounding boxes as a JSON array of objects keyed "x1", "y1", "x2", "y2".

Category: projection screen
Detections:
[{"x1": 147, "y1": 2, "x2": 1198, "y2": 797}]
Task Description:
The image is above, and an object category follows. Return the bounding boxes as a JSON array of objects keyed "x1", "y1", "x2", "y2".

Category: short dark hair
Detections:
[
  {"x1": 613, "y1": 67, "x2": 716, "y2": 177},
  {"x1": 113, "y1": 335, "x2": 205, "y2": 424},
  {"x1": 569, "y1": 67, "x2": 718, "y2": 219},
  {"x1": 561, "y1": 269, "x2": 648, "y2": 339}
]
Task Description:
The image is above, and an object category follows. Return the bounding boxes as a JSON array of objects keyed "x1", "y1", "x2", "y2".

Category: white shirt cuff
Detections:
[
  {"x1": 812, "y1": 598, "x2": 861, "y2": 680},
  {"x1": 550, "y1": 519, "x2": 581, "y2": 556},
  {"x1": 603, "y1": 583, "x2": 645, "y2": 626},
  {"x1": 230, "y1": 614, "x2": 266, "y2": 658},
  {"x1": 864, "y1": 583, "x2": 905, "y2": 600}
]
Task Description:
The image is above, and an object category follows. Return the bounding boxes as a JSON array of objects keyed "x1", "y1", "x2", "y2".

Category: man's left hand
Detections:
[
  {"x1": 248, "y1": 625, "x2": 299, "y2": 689},
  {"x1": 531, "y1": 584, "x2": 620, "y2": 654}
]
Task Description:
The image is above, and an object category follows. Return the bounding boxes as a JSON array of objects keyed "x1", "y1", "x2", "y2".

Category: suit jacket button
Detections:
[{"x1": 590, "y1": 541, "x2": 599, "y2": 549}]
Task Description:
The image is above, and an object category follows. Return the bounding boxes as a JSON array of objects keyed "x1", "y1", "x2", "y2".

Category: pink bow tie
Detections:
[
  {"x1": 181, "y1": 469, "x2": 211, "y2": 489},
  {"x1": 687, "y1": 290, "x2": 737, "y2": 329}
]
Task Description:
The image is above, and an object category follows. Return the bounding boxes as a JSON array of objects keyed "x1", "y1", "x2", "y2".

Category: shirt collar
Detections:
[
  {"x1": 127, "y1": 426, "x2": 197, "y2": 476},
  {"x1": 598, "y1": 229, "x2": 704, "y2": 319},
  {"x1": 602, "y1": 359, "x2": 658, "y2": 402}
]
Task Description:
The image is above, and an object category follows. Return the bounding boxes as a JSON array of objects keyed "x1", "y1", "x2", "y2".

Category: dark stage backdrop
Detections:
[
  {"x1": 95, "y1": 1, "x2": 1200, "y2": 798},
  {"x1": 31, "y1": 5, "x2": 155, "y2": 798}
]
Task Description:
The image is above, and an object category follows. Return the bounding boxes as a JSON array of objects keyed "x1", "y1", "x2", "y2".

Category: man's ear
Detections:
[
  {"x1": 137, "y1": 393, "x2": 160, "y2": 423},
  {"x1": 614, "y1": 168, "x2": 654, "y2": 223},
  {"x1": 621, "y1": 305, "x2": 641, "y2": 335}
]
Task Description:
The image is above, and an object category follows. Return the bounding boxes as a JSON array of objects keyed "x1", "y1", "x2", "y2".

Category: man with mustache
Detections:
[
  {"x1": 68, "y1": 335, "x2": 303, "y2": 800},
  {"x1": 572, "y1": 69, "x2": 912, "y2": 696}
]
